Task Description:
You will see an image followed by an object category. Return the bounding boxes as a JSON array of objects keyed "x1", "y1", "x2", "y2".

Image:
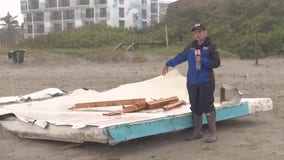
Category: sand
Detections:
[{"x1": 0, "y1": 53, "x2": 283, "y2": 160}]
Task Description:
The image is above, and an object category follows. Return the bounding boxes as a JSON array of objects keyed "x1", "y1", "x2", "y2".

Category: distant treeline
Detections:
[{"x1": 18, "y1": 0, "x2": 284, "y2": 58}]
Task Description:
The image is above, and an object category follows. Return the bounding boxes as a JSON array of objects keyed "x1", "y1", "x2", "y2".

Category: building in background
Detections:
[{"x1": 20, "y1": 0, "x2": 177, "y2": 38}]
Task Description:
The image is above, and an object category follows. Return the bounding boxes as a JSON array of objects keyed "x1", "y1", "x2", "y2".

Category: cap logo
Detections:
[
  {"x1": 194, "y1": 24, "x2": 201, "y2": 27},
  {"x1": 191, "y1": 23, "x2": 205, "y2": 32}
]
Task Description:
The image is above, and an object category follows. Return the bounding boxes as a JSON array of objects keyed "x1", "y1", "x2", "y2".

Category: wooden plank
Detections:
[
  {"x1": 103, "y1": 111, "x2": 122, "y2": 116},
  {"x1": 162, "y1": 100, "x2": 186, "y2": 111},
  {"x1": 69, "y1": 98, "x2": 146, "y2": 110},
  {"x1": 146, "y1": 96, "x2": 179, "y2": 110},
  {"x1": 123, "y1": 105, "x2": 146, "y2": 113}
]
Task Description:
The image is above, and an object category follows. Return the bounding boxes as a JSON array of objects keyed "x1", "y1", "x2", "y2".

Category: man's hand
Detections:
[{"x1": 162, "y1": 66, "x2": 168, "y2": 76}]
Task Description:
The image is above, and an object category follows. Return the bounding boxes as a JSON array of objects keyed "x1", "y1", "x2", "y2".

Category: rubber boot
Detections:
[
  {"x1": 186, "y1": 113, "x2": 203, "y2": 141},
  {"x1": 206, "y1": 111, "x2": 217, "y2": 143}
]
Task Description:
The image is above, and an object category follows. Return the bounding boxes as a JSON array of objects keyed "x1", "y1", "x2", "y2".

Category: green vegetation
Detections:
[
  {"x1": 167, "y1": 0, "x2": 284, "y2": 58},
  {"x1": 14, "y1": 0, "x2": 284, "y2": 59},
  {"x1": 0, "y1": 12, "x2": 20, "y2": 47},
  {"x1": 18, "y1": 24, "x2": 166, "y2": 49}
]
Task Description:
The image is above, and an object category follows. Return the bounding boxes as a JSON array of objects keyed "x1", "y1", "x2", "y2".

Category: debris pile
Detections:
[{"x1": 69, "y1": 96, "x2": 186, "y2": 115}]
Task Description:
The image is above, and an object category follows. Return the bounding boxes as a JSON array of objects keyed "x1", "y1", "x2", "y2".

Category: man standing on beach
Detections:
[{"x1": 162, "y1": 23, "x2": 220, "y2": 143}]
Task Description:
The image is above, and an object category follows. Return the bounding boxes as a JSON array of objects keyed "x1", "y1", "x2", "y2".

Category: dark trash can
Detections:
[
  {"x1": 17, "y1": 49, "x2": 25, "y2": 64},
  {"x1": 8, "y1": 50, "x2": 17, "y2": 63},
  {"x1": 8, "y1": 49, "x2": 25, "y2": 64}
]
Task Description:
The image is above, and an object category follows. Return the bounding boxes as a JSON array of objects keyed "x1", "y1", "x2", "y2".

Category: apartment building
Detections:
[{"x1": 20, "y1": 0, "x2": 177, "y2": 38}]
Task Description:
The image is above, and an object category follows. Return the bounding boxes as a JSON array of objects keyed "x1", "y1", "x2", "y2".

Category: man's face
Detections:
[{"x1": 193, "y1": 29, "x2": 206, "y2": 43}]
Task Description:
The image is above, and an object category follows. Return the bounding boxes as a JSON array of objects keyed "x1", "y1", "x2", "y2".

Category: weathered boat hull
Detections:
[{"x1": 0, "y1": 98, "x2": 272, "y2": 145}]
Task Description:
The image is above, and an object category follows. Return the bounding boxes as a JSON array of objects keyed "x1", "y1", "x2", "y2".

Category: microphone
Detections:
[{"x1": 195, "y1": 50, "x2": 201, "y2": 70}]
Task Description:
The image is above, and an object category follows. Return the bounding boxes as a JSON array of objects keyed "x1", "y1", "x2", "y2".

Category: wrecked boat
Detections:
[{"x1": 0, "y1": 70, "x2": 273, "y2": 145}]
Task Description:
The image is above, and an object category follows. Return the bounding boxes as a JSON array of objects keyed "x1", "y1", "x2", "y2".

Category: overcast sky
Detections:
[{"x1": 0, "y1": 0, "x2": 23, "y2": 25}]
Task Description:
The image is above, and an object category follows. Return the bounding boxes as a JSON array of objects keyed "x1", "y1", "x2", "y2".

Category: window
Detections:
[
  {"x1": 151, "y1": 3, "x2": 158, "y2": 13},
  {"x1": 53, "y1": 23, "x2": 62, "y2": 32},
  {"x1": 142, "y1": 9, "x2": 147, "y2": 19},
  {"x1": 142, "y1": 0, "x2": 147, "y2": 7},
  {"x1": 46, "y1": 0, "x2": 57, "y2": 8},
  {"x1": 59, "y1": 0, "x2": 70, "y2": 7},
  {"x1": 63, "y1": 10, "x2": 74, "y2": 20},
  {"x1": 27, "y1": 25, "x2": 33, "y2": 33},
  {"x1": 29, "y1": 0, "x2": 39, "y2": 9},
  {"x1": 35, "y1": 24, "x2": 44, "y2": 33},
  {"x1": 21, "y1": 1, "x2": 27, "y2": 11},
  {"x1": 34, "y1": 12, "x2": 44, "y2": 21},
  {"x1": 95, "y1": 0, "x2": 107, "y2": 5},
  {"x1": 50, "y1": 11, "x2": 62, "y2": 21},
  {"x1": 119, "y1": 8, "x2": 124, "y2": 18},
  {"x1": 27, "y1": 14, "x2": 32, "y2": 22},
  {"x1": 86, "y1": 8, "x2": 94, "y2": 18},
  {"x1": 159, "y1": 3, "x2": 168, "y2": 14},
  {"x1": 119, "y1": 0, "x2": 124, "y2": 5},
  {"x1": 99, "y1": 0, "x2": 107, "y2": 4},
  {"x1": 100, "y1": 8, "x2": 107, "y2": 17},
  {"x1": 77, "y1": 0, "x2": 90, "y2": 5}
]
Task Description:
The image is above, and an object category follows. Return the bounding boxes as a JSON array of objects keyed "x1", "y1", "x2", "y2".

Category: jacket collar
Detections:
[{"x1": 191, "y1": 37, "x2": 211, "y2": 49}]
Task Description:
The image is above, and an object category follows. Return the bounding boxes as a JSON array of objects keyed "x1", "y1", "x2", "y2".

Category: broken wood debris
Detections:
[
  {"x1": 68, "y1": 98, "x2": 146, "y2": 110},
  {"x1": 123, "y1": 104, "x2": 146, "y2": 113},
  {"x1": 162, "y1": 100, "x2": 186, "y2": 111},
  {"x1": 146, "y1": 96, "x2": 179, "y2": 110},
  {"x1": 69, "y1": 96, "x2": 186, "y2": 115}
]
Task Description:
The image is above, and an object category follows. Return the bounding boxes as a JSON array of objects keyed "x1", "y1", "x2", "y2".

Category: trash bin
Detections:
[
  {"x1": 7, "y1": 49, "x2": 25, "y2": 64},
  {"x1": 16, "y1": 49, "x2": 25, "y2": 64},
  {"x1": 8, "y1": 50, "x2": 17, "y2": 63}
]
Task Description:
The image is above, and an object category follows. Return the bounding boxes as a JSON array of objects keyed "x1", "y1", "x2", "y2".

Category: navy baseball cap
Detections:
[{"x1": 191, "y1": 23, "x2": 206, "y2": 32}]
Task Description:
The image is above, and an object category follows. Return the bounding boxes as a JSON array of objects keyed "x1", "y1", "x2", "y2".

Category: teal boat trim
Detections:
[{"x1": 103, "y1": 101, "x2": 249, "y2": 144}]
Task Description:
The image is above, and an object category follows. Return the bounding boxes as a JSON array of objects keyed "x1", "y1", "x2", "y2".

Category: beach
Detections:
[{"x1": 0, "y1": 53, "x2": 283, "y2": 160}]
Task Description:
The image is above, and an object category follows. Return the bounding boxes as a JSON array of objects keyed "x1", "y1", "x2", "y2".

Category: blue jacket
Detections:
[{"x1": 166, "y1": 37, "x2": 220, "y2": 85}]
